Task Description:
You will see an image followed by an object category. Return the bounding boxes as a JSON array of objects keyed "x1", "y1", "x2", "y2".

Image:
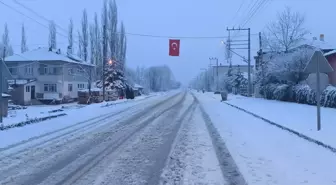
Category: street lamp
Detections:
[{"x1": 108, "y1": 59, "x2": 113, "y2": 65}]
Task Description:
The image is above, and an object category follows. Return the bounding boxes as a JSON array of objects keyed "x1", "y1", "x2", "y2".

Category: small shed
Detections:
[
  {"x1": 8, "y1": 79, "x2": 37, "y2": 105},
  {"x1": 1, "y1": 93, "x2": 10, "y2": 117},
  {"x1": 132, "y1": 84, "x2": 144, "y2": 96}
]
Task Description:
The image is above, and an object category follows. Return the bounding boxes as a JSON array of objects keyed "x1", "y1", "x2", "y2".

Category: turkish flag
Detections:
[{"x1": 169, "y1": 39, "x2": 180, "y2": 56}]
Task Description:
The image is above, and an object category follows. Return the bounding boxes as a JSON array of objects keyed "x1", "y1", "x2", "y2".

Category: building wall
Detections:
[
  {"x1": 213, "y1": 65, "x2": 254, "y2": 77},
  {"x1": 326, "y1": 55, "x2": 336, "y2": 86},
  {"x1": 9, "y1": 85, "x2": 25, "y2": 105},
  {"x1": 6, "y1": 60, "x2": 95, "y2": 100},
  {"x1": 1, "y1": 97, "x2": 9, "y2": 117}
]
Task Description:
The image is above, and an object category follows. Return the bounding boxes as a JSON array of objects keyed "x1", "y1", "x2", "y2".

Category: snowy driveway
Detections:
[{"x1": 0, "y1": 91, "x2": 237, "y2": 185}]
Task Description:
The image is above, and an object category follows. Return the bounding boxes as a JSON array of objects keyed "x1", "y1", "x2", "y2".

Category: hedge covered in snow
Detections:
[
  {"x1": 0, "y1": 113, "x2": 67, "y2": 131},
  {"x1": 260, "y1": 83, "x2": 336, "y2": 108}
]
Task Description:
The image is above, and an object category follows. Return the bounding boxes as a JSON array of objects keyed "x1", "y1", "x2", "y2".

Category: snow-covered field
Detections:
[
  {"x1": 203, "y1": 92, "x2": 336, "y2": 149},
  {"x1": 0, "y1": 92, "x2": 172, "y2": 149},
  {"x1": 5, "y1": 103, "x2": 83, "y2": 126},
  {"x1": 3, "y1": 94, "x2": 158, "y2": 126},
  {"x1": 194, "y1": 92, "x2": 336, "y2": 185}
]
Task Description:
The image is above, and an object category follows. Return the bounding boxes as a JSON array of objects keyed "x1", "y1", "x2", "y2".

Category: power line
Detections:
[
  {"x1": 241, "y1": 0, "x2": 271, "y2": 27},
  {"x1": 0, "y1": 0, "x2": 69, "y2": 40},
  {"x1": 118, "y1": 30, "x2": 259, "y2": 39},
  {"x1": 228, "y1": 0, "x2": 246, "y2": 27},
  {"x1": 13, "y1": 0, "x2": 68, "y2": 34},
  {"x1": 3, "y1": 0, "x2": 259, "y2": 42},
  {"x1": 234, "y1": 0, "x2": 257, "y2": 28}
]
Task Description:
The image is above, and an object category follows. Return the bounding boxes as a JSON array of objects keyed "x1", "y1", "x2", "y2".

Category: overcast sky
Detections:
[{"x1": 0, "y1": 0, "x2": 335, "y2": 84}]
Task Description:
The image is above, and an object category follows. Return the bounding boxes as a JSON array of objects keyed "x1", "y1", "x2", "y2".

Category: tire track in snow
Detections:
[
  {"x1": 50, "y1": 92, "x2": 187, "y2": 185},
  {"x1": 0, "y1": 93, "x2": 179, "y2": 179},
  {"x1": 0, "y1": 92, "x2": 182, "y2": 185},
  {"x1": 192, "y1": 93, "x2": 248, "y2": 185},
  {"x1": 160, "y1": 93, "x2": 228, "y2": 185},
  {"x1": 0, "y1": 93, "x2": 186, "y2": 185},
  {"x1": 82, "y1": 92, "x2": 197, "y2": 185}
]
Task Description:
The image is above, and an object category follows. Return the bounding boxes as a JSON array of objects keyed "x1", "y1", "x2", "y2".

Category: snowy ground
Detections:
[
  {"x1": 3, "y1": 94, "x2": 157, "y2": 126},
  {"x1": 0, "y1": 92, "x2": 166, "y2": 148},
  {"x1": 194, "y1": 91, "x2": 336, "y2": 185},
  {"x1": 203, "y1": 92, "x2": 336, "y2": 149},
  {"x1": 0, "y1": 91, "x2": 230, "y2": 185}
]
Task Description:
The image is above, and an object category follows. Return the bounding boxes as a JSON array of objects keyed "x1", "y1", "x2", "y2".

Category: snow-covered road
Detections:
[{"x1": 0, "y1": 91, "x2": 235, "y2": 185}]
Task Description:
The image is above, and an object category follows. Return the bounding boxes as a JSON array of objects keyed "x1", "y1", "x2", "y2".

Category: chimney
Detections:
[
  {"x1": 56, "y1": 49, "x2": 61, "y2": 54},
  {"x1": 320, "y1": 34, "x2": 324, "y2": 41},
  {"x1": 48, "y1": 47, "x2": 52, "y2": 51}
]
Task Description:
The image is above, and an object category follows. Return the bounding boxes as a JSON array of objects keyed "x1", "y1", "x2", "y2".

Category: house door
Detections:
[{"x1": 31, "y1": 85, "x2": 35, "y2": 99}]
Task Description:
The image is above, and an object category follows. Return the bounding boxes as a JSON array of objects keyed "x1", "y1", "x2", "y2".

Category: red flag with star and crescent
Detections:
[{"x1": 169, "y1": 39, "x2": 180, "y2": 56}]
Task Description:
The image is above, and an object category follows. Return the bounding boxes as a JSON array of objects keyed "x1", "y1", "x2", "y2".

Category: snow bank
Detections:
[
  {"x1": 202, "y1": 92, "x2": 336, "y2": 149},
  {"x1": 194, "y1": 92, "x2": 336, "y2": 184}
]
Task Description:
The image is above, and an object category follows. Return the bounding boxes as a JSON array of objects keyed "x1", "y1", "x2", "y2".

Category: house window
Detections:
[
  {"x1": 68, "y1": 68, "x2": 74, "y2": 75},
  {"x1": 25, "y1": 86, "x2": 30, "y2": 92},
  {"x1": 9, "y1": 67, "x2": 17, "y2": 75},
  {"x1": 77, "y1": 84, "x2": 84, "y2": 89},
  {"x1": 25, "y1": 66, "x2": 33, "y2": 74},
  {"x1": 41, "y1": 66, "x2": 57, "y2": 75},
  {"x1": 68, "y1": 84, "x2": 73, "y2": 92},
  {"x1": 44, "y1": 84, "x2": 57, "y2": 92}
]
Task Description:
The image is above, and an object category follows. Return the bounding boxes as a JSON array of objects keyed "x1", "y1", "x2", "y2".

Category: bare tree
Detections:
[
  {"x1": 94, "y1": 12, "x2": 101, "y2": 66},
  {"x1": 48, "y1": 21, "x2": 57, "y2": 49},
  {"x1": 77, "y1": 31, "x2": 83, "y2": 58},
  {"x1": 89, "y1": 24, "x2": 95, "y2": 64},
  {"x1": 2, "y1": 23, "x2": 9, "y2": 48},
  {"x1": 263, "y1": 7, "x2": 309, "y2": 52},
  {"x1": 81, "y1": 9, "x2": 89, "y2": 61},
  {"x1": 2, "y1": 23, "x2": 13, "y2": 56},
  {"x1": 108, "y1": 0, "x2": 118, "y2": 59},
  {"x1": 101, "y1": 0, "x2": 108, "y2": 62},
  {"x1": 118, "y1": 21, "x2": 126, "y2": 69},
  {"x1": 21, "y1": 24, "x2": 28, "y2": 53},
  {"x1": 68, "y1": 18, "x2": 74, "y2": 54}
]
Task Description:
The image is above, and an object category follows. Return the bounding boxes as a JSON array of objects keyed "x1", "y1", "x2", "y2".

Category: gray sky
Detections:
[{"x1": 0, "y1": 0, "x2": 335, "y2": 84}]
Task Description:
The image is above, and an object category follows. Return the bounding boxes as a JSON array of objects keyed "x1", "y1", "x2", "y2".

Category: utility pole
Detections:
[
  {"x1": 226, "y1": 27, "x2": 252, "y2": 97},
  {"x1": 102, "y1": 24, "x2": 107, "y2": 101},
  {"x1": 209, "y1": 57, "x2": 219, "y2": 92},
  {"x1": 228, "y1": 30, "x2": 232, "y2": 65},
  {"x1": 258, "y1": 32, "x2": 264, "y2": 86},
  {"x1": 88, "y1": 67, "x2": 92, "y2": 103},
  {"x1": 247, "y1": 28, "x2": 251, "y2": 97},
  {"x1": 217, "y1": 58, "x2": 219, "y2": 91},
  {"x1": 0, "y1": 47, "x2": 5, "y2": 123}
]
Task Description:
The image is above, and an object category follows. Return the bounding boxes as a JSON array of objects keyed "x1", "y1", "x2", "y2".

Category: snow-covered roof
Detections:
[
  {"x1": 78, "y1": 88, "x2": 102, "y2": 92},
  {"x1": 134, "y1": 84, "x2": 143, "y2": 88},
  {"x1": 5, "y1": 47, "x2": 95, "y2": 67},
  {"x1": 298, "y1": 39, "x2": 335, "y2": 50},
  {"x1": 2, "y1": 93, "x2": 10, "y2": 97},
  {"x1": 8, "y1": 79, "x2": 28, "y2": 85},
  {"x1": 324, "y1": 50, "x2": 336, "y2": 57}
]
